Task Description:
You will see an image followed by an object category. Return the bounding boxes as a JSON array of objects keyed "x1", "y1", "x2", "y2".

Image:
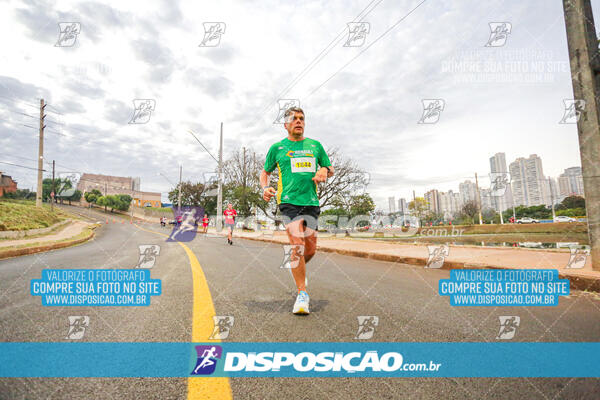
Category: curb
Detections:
[
  {"x1": 238, "y1": 235, "x2": 600, "y2": 294},
  {"x1": 0, "y1": 219, "x2": 71, "y2": 240},
  {"x1": 0, "y1": 228, "x2": 96, "y2": 260}
]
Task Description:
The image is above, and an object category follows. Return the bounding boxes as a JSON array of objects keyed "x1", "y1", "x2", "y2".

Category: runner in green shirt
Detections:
[{"x1": 260, "y1": 107, "x2": 334, "y2": 315}]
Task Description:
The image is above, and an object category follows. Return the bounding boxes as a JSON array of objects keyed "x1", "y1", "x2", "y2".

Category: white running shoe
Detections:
[{"x1": 293, "y1": 291, "x2": 310, "y2": 315}]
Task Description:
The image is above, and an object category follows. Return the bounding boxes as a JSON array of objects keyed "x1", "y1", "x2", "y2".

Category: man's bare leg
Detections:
[
  {"x1": 304, "y1": 228, "x2": 317, "y2": 263},
  {"x1": 285, "y1": 220, "x2": 307, "y2": 292}
]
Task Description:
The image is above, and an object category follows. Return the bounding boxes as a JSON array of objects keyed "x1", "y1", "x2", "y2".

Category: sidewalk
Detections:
[
  {"x1": 127, "y1": 214, "x2": 599, "y2": 292},
  {"x1": 0, "y1": 220, "x2": 92, "y2": 249},
  {"x1": 0, "y1": 220, "x2": 95, "y2": 260},
  {"x1": 227, "y1": 230, "x2": 600, "y2": 293}
]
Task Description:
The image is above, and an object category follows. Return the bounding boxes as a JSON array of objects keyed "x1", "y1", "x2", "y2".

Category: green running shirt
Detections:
[{"x1": 264, "y1": 137, "x2": 331, "y2": 206}]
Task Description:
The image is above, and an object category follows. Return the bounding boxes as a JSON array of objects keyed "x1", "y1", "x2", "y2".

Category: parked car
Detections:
[
  {"x1": 516, "y1": 217, "x2": 539, "y2": 224},
  {"x1": 553, "y1": 216, "x2": 577, "y2": 223}
]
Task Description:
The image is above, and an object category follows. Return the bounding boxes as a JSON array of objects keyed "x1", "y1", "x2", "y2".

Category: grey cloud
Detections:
[
  {"x1": 157, "y1": 0, "x2": 182, "y2": 25},
  {"x1": 55, "y1": 98, "x2": 85, "y2": 114},
  {"x1": 0, "y1": 75, "x2": 50, "y2": 101},
  {"x1": 103, "y1": 99, "x2": 132, "y2": 124},
  {"x1": 131, "y1": 39, "x2": 176, "y2": 84},
  {"x1": 76, "y1": 2, "x2": 134, "y2": 43},
  {"x1": 14, "y1": 0, "x2": 69, "y2": 45},
  {"x1": 64, "y1": 79, "x2": 105, "y2": 100},
  {"x1": 185, "y1": 69, "x2": 233, "y2": 100},
  {"x1": 200, "y1": 44, "x2": 235, "y2": 64}
]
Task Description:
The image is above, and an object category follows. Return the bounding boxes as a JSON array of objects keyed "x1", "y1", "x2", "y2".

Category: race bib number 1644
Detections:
[{"x1": 291, "y1": 157, "x2": 316, "y2": 173}]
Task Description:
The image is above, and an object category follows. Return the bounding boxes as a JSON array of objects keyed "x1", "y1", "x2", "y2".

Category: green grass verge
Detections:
[
  {"x1": 7, "y1": 225, "x2": 97, "y2": 250},
  {"x1": 0, "y1": 219, "x2": 70, "y2": 242},
  {"x1": 416, "y1": 223, "x2": 587, "y2": 235},
  {"x1": 0, "y1": 200, "x2": 70, "y2": 231}
]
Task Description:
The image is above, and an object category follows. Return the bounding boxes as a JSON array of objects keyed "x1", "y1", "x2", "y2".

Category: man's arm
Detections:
[
  {"x1": 312, "y1": 166, "x2": 334, "y2": 183},
  {"x1": 261, "y1": 169, "x2": 277, "y2": 201}
]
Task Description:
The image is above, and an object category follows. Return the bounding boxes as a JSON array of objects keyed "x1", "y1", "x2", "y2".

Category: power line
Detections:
[
  {"x1": 45, "y1": 104, "x2": 64, "y2": 115},
  {"x1": 253, "y1": 0, "x2": 386, "y2": 125},
  {"x1": 46, "y1": 118, "x2": 64, "y2": 126},
  {"x1": 0, "y1": 161, "x2": 46, "y2": 172},
  {"x1": 0, "y1": 94, "x2": 39, "y2": 109},
  {"x1": 306, "y1": 0, "x2": 428, "y2": 98},
  {"x1": 0, "y1": 106, "x2": 38, "y2": 119},
  {"x1": 0, "y1": 153, "x2": 39, "y2": 163},
  {"x1": 188, "y1": 130, "x2": 219, "y2": 163}
]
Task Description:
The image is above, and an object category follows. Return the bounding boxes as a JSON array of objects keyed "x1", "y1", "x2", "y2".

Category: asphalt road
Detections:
[{"x1": 1, "y1": 205, "x2": 599, "y2": 399}]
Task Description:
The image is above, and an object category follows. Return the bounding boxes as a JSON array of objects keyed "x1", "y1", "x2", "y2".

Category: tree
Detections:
[
  {"x1": 557, "y1": 195, "x2": 585, "y2": 210},
  {"x1": 423, "y1": 211, "x2": 445, "y2": 225},
  {"x1": 222, "y1": 147, "x2": 264, "y2": 217},
  {"x1": 42, "y1": 178, "x2": 54, "y2": 202},
  {"x1": 95, "y1": 194, "x2": 130, "y2": 213},
  {"x1": 556, "y1": 207, "x2": 586, "y2": 217},
  {"x1": 167, "y1": 180, "x2": 217, "y2": 215},
  {"x1": 84, "y1": 189, "x2": 102, "y2": 206},
  {"x1": 316, "y1": 148, "x2": 369, "y2": 209},
  {"x1": 502, "y1": 205, "x2": 551, "y2": 220},
  {"x1": 320, "y1": 193, "x2": 375, "y2": 228},
  {"x1": 348, "y1": 193, "x2": 375, "y2": 219},
  {"x1": 65, "y1": 190, "x2": 82, "y2": 205},
  {"x1": 96, "y1": 195, "x2": 108, "y2": 212},
  {"x1": 481, "y1": 207, "x2": 498, "y2": 224},
  {"x1": 1, "y1": 189, "x2": 35, "y2": 200},
  {"x1": 457, "y1": 200, "x2": 479, "y2": 225},
  {"x1": 408, "y1": 197, "x2": 428, "y2": 224},
  {"x1": 116, "y1": 194, "x2": 132, "y2": 211},
  {"x1": 168, "y1": 181, "x2": 210, "y2": 207}
]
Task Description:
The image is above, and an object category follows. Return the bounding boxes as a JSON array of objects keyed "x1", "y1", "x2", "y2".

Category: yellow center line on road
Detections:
[{"x1": 134, "y1": 223, "x2": 233, "y2": 400}]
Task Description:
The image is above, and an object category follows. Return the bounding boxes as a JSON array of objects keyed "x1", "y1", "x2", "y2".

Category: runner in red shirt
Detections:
[
  {"x1": 223, "y1": 203, "x2": 237, "y2": 245},
  {"x1": 202, "y1": 213, "x2": 209, "y2": 234}
]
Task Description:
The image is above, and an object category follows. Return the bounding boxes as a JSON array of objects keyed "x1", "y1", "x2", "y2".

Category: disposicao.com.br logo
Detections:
[{"x1": 190, "y1": 347, "x2": 441, "y2": 376}]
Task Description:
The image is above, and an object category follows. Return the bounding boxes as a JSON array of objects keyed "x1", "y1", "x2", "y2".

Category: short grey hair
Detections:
[{"x1": 284, "y1": 106, "x2": 305, "y2": 119}]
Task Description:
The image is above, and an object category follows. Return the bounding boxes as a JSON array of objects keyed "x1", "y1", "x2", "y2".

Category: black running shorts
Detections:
[{"x1": 278, "y1": 203, "x2": 320, "y2": 231}]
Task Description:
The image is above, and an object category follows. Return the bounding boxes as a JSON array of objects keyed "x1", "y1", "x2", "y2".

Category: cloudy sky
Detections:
[{"x1": 0, "y1": 0, "x2": 596, "y2": 209}]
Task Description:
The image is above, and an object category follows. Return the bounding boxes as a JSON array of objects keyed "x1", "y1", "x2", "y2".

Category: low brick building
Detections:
[
  {"x1": 78, "y1": 173, "x2": 161, "y2": 207},
  {"x1": 0, "y1": 172, "x2": 17, "y2": 196}
]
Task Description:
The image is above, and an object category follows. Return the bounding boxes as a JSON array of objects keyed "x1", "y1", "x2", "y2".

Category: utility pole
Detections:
[
  {"x1": 548, "y1": 177, "x2": 556, "y2": 220},
  {"x1": 563, "y1": 0, "x2": 600, "y2": 270},
  {"x1": 412, "y1": 190, "x2": 418, "y2": 227},
  {"x1": 242, "y1": 146, "x2": 247, "y2": 212},
  {"x1": 178, "y1": 164, "x2": 182, "y2": 213},
  {"x1": 36, "y1": 99, "x2": 46, "y2": 207},
  {"x1": 475, "y1": 173, "x2": 483, "y2": 225},
  {"x1": 216, "y1": 122, "x2": 224, "y2": 231},
  {"x1": 51, "y1": 160, "x2": 55, "y2": 211},
  {"x1": 509, "y1": 182, "x2": 517, "y2": 222}
]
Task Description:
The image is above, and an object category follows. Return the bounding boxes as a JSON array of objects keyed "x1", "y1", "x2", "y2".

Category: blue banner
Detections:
[
  {"x1": 439, "y1": 269, "x2": 569, "y2": 306},
  {"x1": 1, "y1": 342, "x2": 599, "y2": 377},
  {"x1": 30, "y1": 269, "x2": 161, "y2": 306}
]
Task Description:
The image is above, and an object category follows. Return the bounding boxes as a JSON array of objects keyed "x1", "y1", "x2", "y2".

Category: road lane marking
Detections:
[{"x1": 134, "y1": 224, "x2": 232, "y2": 400}]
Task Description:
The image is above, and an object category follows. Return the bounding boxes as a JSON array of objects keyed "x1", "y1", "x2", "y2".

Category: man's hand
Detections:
[
  {"x1": 263, "y1": 187, "x2": 277, "y2": 201},
  {"x1": 312, "y1": 167, "x2": 329, "y2": 183}
]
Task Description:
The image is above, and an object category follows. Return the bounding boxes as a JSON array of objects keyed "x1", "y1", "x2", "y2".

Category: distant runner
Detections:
[
  {"x1": 202, "y1": 213, "x2": 210, "y2": 234},
  {"x1": 224, "y1": 203, "x2": 237, "y2": 245},
  {"x1": 260, "y1": 106, "x2": 334, "y2": 314}
]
